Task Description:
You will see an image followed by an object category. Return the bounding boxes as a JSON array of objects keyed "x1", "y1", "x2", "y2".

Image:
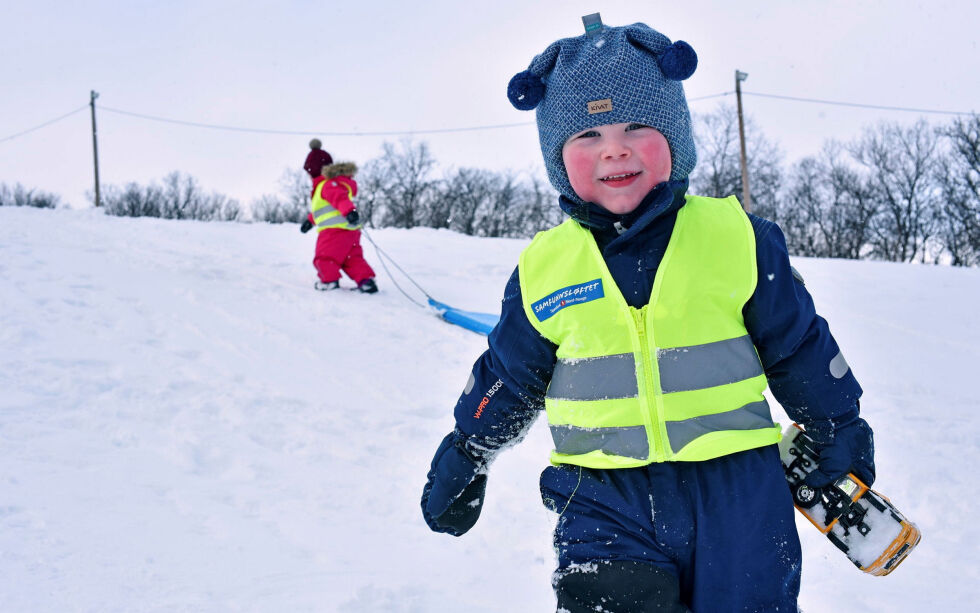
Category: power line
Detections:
[
  {"x1": 1, "y1": 95, "x2": 730, "y2": 145},
  {"x1": 100, "y1": 106, "x2": 536, "y2": 136},
  {"x1": 3, "y1": 89, "x2": 973, "y2": 147},
  {"x1": 0, "y1": 95, "x2": 731, "y2": 148},
  {"x1": 0, "y1": 105, "x2": 89, "y2": 144},
  {"x1": 98, "y1": 93, "x2": 733, "y2": 137},
  {"x1": 743, "y1": 91, "x2": 975, "y2": 116},
  {"x1": 690, "y1": 91, "x2": 734, "y2": 102}
]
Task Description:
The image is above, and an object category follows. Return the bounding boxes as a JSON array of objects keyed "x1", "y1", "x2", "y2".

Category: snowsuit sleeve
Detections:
[
  {"x1": 745, "y1": 215, "x2": 863, "y2": 423},
  {"x1": 319, "y1": 177, "x2": 357, "y2": 217},
  {"x1": 452, "y1": 267, "x2": 555, "y2": 450}
]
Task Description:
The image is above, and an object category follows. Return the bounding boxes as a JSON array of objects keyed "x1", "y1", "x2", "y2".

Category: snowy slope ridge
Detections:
[{"x1": 1, "y1": 207, "x2": 977, "y2": 612}]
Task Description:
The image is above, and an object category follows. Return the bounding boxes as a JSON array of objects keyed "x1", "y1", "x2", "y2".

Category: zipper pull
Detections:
[{"x1": 632, "y1": 306, "x2": 646, "y2": 337}]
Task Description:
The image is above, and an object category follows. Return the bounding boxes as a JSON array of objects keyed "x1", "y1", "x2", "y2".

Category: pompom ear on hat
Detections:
[
  {"x1": 507, "y1": 41, "x2": 561, "y2": 111},
  {"x1": 624, "y1": 28, "x2": 698, "y2": 81},
  {"x1": 507, "y1": 71, "x2": 546, "y2": 110},
  {"x1": 658, "y1": 41, "x2": 698, "y2": 81},
  {"x1": 506, "y1": 21, "x2": 700, "y2": 204}
]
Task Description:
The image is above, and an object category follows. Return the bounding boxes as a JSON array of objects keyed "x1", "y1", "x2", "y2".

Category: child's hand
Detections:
[
  {"x1": 300, "y1": 218, "x2": 313, "y2": 233},
  {"x1": 345, "y1": 210, "x2": 360, "y2": 225},
  {"x1": 803, "y1": 413, "x2": 875, "y2": 488},
  {"x1": 421, "y1": 430, "x2": 490, "y2": 536}
]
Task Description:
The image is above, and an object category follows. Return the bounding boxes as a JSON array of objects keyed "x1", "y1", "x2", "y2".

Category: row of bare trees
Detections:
[
  {"x1": 311, "y1": 108, "x2": 978, "y2": 265},
  {"x1": 66, "y1": 106, "x2": 978, "y2": 266},
  {"x1": 251, "y1": 140, "x2": 564, "y2": 238},
  {"x1": 356, "y1": 141, "x2": 564, "y2": 237},
  {"x1": 0, "y1": 183, "x2": 61, "y2": 208},
  {"x1": 100, "y1": 172, "x2": 243, "y2": 221},
  {"x1": 691, "y1": 107, "x2": 980, "y2": 266}
]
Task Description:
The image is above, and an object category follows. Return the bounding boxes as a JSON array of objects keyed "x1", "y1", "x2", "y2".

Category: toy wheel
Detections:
[{"x1": 793, "y1": 484, "x2": 820, "y2": 509}]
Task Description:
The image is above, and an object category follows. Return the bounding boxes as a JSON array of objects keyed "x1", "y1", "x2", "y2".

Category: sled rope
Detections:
[{"x1": 361, "y1": 228, "x2": 433, "y2": 310}]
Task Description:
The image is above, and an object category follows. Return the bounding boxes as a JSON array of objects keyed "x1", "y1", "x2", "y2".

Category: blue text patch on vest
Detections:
[{"x1": 532, "y1": 279, "x2": 604, "y2": 321}]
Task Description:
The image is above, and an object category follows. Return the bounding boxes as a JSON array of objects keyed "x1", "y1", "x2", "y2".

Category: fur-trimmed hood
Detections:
[{"x1": 323, "y1": 161, "x2": 358, "y2": 179}]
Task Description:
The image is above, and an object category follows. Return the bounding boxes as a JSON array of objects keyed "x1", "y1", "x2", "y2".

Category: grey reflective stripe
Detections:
[
  {"x1": 316, "y1": 216, "x2": 347, "y2": 228},
  {"x1": 657, "y1": 335, "x2": 763, "y2": 393},
  {"x1": 829, "y1": 351, "x2": 849, "y2": 379},
  {"x1": 665, "y1": 399, "x2": 774, "y2": 451},
  {"x1": 550, "y1": 424, "x2": 648, "y2": 459},
  {"x1": 547, "y1": 353, "x2": 638, "y2": 401},
  {"x1": 313, "y1": 202, "x2": 339, "y2": 215}
]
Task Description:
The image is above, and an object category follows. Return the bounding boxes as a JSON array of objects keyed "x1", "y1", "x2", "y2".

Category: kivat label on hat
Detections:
[{"x1": 587, "y1": 98, "x2": 613, "y2": 114}]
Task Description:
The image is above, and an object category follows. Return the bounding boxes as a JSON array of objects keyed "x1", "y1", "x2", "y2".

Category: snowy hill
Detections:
[{"x1": 1, "y1": 206, "x2": 977, "y2": 612}]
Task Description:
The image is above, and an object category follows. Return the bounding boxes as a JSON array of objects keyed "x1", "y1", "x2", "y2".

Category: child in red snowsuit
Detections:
[{"x1": 300, "y1": 162, "x2": 378, "y2": 293}]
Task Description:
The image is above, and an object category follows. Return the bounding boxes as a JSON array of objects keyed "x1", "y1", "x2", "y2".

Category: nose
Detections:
[{"x1": 600, "y1": 135, "x2": 630, "y2": 160}]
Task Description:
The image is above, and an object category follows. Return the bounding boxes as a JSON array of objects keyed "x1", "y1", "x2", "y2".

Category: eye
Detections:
[
  {"x1": 574, "y1": 130, "x2": 601, "y2": 139},
  {"x1": 625, "y1": 123, "x2": 650, "y2": 132}
]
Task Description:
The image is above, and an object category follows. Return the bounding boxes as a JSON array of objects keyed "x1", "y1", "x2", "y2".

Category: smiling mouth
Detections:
[{"x1": 599, "y1": 171, "x2": 641, "y2": 182}]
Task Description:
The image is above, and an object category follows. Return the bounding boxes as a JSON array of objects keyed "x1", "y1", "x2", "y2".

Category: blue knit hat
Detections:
[{"x1": 507, "y1": 22, "x2": 698, "y2": 205}]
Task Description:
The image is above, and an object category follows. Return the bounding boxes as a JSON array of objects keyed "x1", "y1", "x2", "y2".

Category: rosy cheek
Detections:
[
  {"x1": 638, "y1": 136, "x2": 672, "y2": 182},
  {"x1": 562, "y1": 147, "x2": 595, "y2": 191}
]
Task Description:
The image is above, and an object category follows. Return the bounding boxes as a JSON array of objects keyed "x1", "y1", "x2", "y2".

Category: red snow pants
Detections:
[{"x1": 313, "y1": 228, "x2": 375, "y2": 284}]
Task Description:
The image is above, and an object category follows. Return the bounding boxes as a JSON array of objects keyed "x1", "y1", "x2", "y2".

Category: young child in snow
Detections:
[
  {"x1": 303, "y1": 138, "x2": 333, "y2": 185},
  {"x1": 420, "y1": 20, "x2": 875, "y2": 613},
  {"x1": 300, "y1": 162, "x2": 378, "y2": 293}
]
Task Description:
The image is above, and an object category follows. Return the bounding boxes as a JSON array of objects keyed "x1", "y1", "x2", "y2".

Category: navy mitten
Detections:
[
  {"x1": 421, "y1": 430, "x2": 490, "y2": 536},
  {"x1": 804, "y1": 410, "x2": 875, "y2": 488},
  {"x1": 300, "y1": 218, "x2": 313, "y2": 233},
  {"x1": 345, "y1": 210, "x2": 360, "y2": 225}
]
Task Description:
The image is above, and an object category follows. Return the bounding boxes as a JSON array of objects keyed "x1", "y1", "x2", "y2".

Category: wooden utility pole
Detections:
[
  {"x1": 90, "y1": 90, "x2": 102, "y2": 207},
  {"x1": 735, "y1": 70, "x2": 751, "y2": 213}
]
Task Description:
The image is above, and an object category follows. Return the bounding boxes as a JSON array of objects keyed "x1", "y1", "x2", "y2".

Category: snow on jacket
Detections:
[{"x1": 453, "y1": 180, "x2": 863, "y2": 451}]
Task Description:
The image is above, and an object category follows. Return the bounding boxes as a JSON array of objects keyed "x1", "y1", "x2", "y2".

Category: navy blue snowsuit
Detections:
[{"x1": 453, "y1": 180, "x2": 862, "y2": 612}]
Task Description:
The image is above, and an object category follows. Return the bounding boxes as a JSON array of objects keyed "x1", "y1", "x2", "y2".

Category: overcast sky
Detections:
[{"x1": 2, "y1": 0, "x2": 978, "y2": 209}]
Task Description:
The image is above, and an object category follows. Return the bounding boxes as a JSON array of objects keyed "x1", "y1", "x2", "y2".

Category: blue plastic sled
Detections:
[{"x1": 428, "y1": 298, "x2": 500, "y2": 336}]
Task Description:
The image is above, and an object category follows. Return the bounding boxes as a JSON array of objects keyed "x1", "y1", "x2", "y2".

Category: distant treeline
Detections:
[
  {"x1": 255, "y1": 141, "x2": 566, "y2": 239},
  {"x1": 5, "y1": 107, "x2": 977, "y2": 266},
  {"x1": 689, "y1": 107, "x2": 980, "y2": 267},
  {"x1": 0, "y1": 183, "x2": 60, "y2": 209}
]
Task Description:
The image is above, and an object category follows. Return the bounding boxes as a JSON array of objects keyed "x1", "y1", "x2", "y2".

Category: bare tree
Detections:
[
  {"x1": 102, "y1": 173, "x2": 241, "y2": 221},
  {"x1": 475, "y1": 170, "x2": 521, "y2": 238},
  {"x1": 250, "y1": 168, "x2": 310, "y2": 224},
  {"x1": 279, "y1": 167, "x2": 313, "y2": 220},
  {"x1": 419, "y1": 167, "x2": 562, "y2": 238},
  {"x1": 435, "y1": 167, "x2": 496, "y2": 235},
  {"x1": 851, "y1": 120, "x2": 941, "y2": 262},
  {"x1": 782, "y1": 143, "x2": 878, "y2": 259},
  {"x1": 102, "y1": 182, "x2": 163, "y2": 217},
  {"x1": 359, "y1": 139, "x2": 436, "y2": 229},
  {"x1": 688, "y1": 104, "x2": 783, "y2": 220},
  {"x1": 937, "y1": 115, "x2": 980, "y2": 266},
  {"x1": 160, "y1": 172, "x2": 199, "y2": 220},
  {"x1": 511, "y1": 172, "x2": 564, "y2": 237}
]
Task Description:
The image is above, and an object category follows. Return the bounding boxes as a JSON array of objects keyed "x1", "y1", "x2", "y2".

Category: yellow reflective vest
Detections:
[
  {"x1": 310, "y1": 178, "x2": 361, "y2": 233},
  {"x1": 518, "y1": 195, "x2": 781, "y2": 469}
]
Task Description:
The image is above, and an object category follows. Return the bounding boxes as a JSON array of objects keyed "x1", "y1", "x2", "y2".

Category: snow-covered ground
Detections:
[{"x1": 1, "y1": 206, "x2": 977, "y2": 612}]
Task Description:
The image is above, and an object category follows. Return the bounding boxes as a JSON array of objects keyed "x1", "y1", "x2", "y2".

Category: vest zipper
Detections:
[{"x1": 632, "y1": 306, "x2": 666, "y2": 461}]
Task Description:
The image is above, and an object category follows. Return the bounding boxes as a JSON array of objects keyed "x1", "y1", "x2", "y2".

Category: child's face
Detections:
[{"x1": 561, "y1": 123, "x2": 672, "y2": 214}]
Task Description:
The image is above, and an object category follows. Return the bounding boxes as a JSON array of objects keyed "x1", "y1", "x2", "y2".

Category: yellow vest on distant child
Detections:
[
  {"x1": 518, "y1": 195, "x2": 781, "y2": 469},
  {"x1": 310, "y1": 180, "x2": 360, "y2": 232}
]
